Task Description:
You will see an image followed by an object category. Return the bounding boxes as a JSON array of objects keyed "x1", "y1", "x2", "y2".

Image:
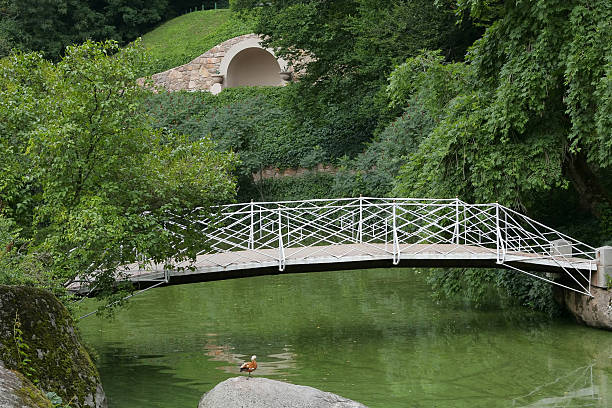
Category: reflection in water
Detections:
[
  {"x1": 203, "y1": 335, "x2": 297, "y2": 376},
  {"x1": 512, "y1": 363, "x2": 607, "y2": 407},
  {"x1": 79, "y1": 268, "x2": 612, "y2": 408}
]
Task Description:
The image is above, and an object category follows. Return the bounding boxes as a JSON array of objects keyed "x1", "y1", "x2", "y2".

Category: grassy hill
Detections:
[{"x1": 140, "y1": 9, "x2": 255, "y2": 75}]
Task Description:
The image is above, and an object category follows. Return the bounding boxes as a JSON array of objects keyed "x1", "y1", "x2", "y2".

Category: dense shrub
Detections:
[
  {"x1": 144, "y1": 86, "x2": 342, "y2": 182},
  {"x1": 332, "y1": 100, "x2": 435, "y2": 198},
  {"x1": 239, "y1": 173, "x2": 336, "y2": 202}
]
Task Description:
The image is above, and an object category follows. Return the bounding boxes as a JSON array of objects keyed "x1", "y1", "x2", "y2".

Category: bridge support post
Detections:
[
  {"x1": 592, "y1": 246, "x2": 612, "y2": 289},
  {"x1": 547, "y1": 239, "x2": 572, "y2": 280},
  {"x1": 453, "y1": 198, "x2": 459, "y2": 245},
  {"x1": 249, "y1": 200, "x2": 254, "y2": 250},
  {"x1": 551, "y1": 239, "x2": 572, "y2": 256},
  {"x1": 358, "y1": 196, "x2": 363, "y2": 243}
]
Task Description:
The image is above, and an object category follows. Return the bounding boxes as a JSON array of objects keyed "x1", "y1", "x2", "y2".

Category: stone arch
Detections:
[
  {"x1": 226, "y1": 48, "x2": 283, "y2": 88},
  {"x1": 147, "y1": 34, "x2": 293, "y2": 94},
  {"x1": 212, "y1": 36, "x2": 289, "y2": 94}
]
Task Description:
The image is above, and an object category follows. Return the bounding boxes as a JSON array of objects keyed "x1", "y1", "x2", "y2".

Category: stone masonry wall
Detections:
[
  {"x1": 149, "y1": 34, "x2": 259, "y2": 92},
  {"x1": 554, "y1": 285, "x2": 612, "y2": 330}
]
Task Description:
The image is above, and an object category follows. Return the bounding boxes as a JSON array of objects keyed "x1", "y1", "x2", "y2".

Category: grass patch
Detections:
[{"x1": 140, "y1": 9, "x2": 255, "y2": 75}]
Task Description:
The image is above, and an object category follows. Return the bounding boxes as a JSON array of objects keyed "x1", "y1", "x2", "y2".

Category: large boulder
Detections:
[
  {"x1": 0, "y1": 285, "x2": 107, "y2": 408},
  {"x1": 0, "y1": 361, "x2": 52, "y2": 408},
  {"x1": 198, "y1": 377, "x2": 367, "y2": 408}
]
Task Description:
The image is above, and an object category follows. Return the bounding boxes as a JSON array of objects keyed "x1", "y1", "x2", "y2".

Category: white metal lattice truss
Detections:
[{"x1": 112, "y1": 198, "x2": 598, "y2": 297}]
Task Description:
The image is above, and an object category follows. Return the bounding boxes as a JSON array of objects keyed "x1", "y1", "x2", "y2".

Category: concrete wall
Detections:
[{"x1": 148, "y1": 34, "x2": 292, "y2": 93}]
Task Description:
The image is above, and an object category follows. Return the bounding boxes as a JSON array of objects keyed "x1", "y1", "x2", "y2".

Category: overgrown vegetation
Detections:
[
  {"x1": 0, "y1": 40, "x2": 237, "y2": 307},
  {"x1": 230, "y1": 0, "x2": 483, "y2": 167},
  {"x1": 0, "y1": 0, "x2": 231, "y2": 60}
]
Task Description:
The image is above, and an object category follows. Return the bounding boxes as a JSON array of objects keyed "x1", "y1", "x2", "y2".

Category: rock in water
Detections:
[
  {"x1": 0, "y1": 285, "x2": 107, "y2": 408},
  {"x1": 198, "y1": 377, "x2": 368, "y2": 408}
]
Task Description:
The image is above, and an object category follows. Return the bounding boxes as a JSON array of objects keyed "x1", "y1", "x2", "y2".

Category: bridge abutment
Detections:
[
  {"x1": 592, "y1": 246, "x2": 612, "y2": 289},
  {"x1": 555, "y1": 246, "x2": 611, "y2": 330},
  {"x1": 554, "y1": 286, "x2": 612, "y2": 330}
]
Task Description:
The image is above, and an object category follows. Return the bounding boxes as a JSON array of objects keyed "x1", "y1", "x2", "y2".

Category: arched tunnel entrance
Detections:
[{"x1": 225, "y1": 47, "x2": 283, "y2": 88}]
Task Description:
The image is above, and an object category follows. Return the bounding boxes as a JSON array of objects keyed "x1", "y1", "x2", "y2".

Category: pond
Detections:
[{"x1": 78, "y1": 268, "x2": 612, "y2": 407}]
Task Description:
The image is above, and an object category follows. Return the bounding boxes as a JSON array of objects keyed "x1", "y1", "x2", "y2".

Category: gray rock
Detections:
[
  {"x1": 198, "y1": 377, "x2": 368, "y2": 408},
  {"x1": 554, "y1": 285, "x2": 612, "y2": 330},
  {"x1": 0, "y1": 286, "x2": 107, "y2": 408},
  {"x1": 0, "y1": 361, "x2": 51, "y2": 408}
]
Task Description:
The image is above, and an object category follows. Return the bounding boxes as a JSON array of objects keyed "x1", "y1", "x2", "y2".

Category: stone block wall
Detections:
[{"x1": 149, "y1": 34, "x2": 259, "y2": 92}]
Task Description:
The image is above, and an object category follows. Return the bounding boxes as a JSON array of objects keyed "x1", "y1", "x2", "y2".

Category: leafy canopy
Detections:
[
  {"x1": 0, "y1": 0, "x2": 231, "y2": 59},
  {"x1": 231, "y1": 0, "x2": 482, "y2": 161},
  {"x1": 0, "y1": 40, "x2": 237, "y2": 306},
  {"x1": 394, "y1": 0, "x2": 611, "y2": 218}
]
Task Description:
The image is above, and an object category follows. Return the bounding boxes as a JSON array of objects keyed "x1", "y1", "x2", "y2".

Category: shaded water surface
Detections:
[{"x1": 78, "y1": 269, "x2": 612, "y2": 407}]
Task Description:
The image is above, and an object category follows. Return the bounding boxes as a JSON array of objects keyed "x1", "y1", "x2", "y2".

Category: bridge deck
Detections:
[
  {"x1": 78, "y1": 243, "x2": 593, "y2": 293},
  {"x1": 68, "y1": 198, "x2": 599, "y2": 297}
]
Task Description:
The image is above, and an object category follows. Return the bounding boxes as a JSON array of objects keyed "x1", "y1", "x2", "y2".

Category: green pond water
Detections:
[{"x1": 78, "y1": 268, "x2": 612, "y2": 407}]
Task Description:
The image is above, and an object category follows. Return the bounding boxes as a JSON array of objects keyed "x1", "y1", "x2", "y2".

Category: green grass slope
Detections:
[{"x1": 140, "y1": 9, "x2": 255, "y2": 75}]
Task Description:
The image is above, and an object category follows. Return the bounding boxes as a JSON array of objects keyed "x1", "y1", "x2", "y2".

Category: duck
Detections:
[{"x1": 239, "y1": 355, "x2": 257, "y2": 378}]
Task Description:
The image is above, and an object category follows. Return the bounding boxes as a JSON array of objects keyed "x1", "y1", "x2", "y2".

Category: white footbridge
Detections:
[{"x1": 74, "y1": 198, "x2": 603, "y2": 297}]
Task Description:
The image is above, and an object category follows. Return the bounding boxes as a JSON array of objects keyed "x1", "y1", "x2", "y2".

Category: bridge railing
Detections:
[{"x1": 163, "y1": 197, "x2": 596, "y2": 296}]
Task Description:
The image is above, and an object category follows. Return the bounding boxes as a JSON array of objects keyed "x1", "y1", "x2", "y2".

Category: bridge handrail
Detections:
[
  {"x1": 159, "y1": 197, "x2": 598, "y2": 297},
  {"x1": 496, "y1": 204, "x2": 596, "y2": 253}
]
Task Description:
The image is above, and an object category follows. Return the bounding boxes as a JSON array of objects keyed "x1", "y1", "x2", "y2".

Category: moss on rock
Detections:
[
  {"x1": 0, "y1": 285, "x2": 107, "y2": 407},
  {"x1": 15, "y1": 370, "x2": 54, "y2": 408},
  {"x1": 0, "y1": 361, "x2": 52, "y2": 408}
]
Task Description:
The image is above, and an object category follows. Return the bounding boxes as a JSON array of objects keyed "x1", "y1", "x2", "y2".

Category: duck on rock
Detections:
[{"x1": 239, "y1": 355, "x2": 257, "y2": 378}]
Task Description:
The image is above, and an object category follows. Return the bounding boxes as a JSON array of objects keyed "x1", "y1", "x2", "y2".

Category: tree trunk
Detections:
[{"x1": 563, "y1": 151, "x2": 611, "y2": 219}]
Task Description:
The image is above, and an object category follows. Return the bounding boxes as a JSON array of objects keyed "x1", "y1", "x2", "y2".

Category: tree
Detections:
[
  {"x1": 332, "y1": 101, "x2": 435, "y2": 198},
  {"x1": 0, "y1": 0, "x2": 23, "y2": 57},
  {"x1": 1, "y1": 0, "x2": 223, "y2": 60},
  {"x1": 99, "y1": 0, "x2": 169, "y2": 43},
  {"x1": 393, "y1": 0, "x2": 611, "y2": 224},
  {"x1": 8, "y1": 0, "x2": 109, "y2": 59},
  {"x1": 389, "y1": 1, "x2": 611, "y2": 312},
  {"x1": 0, "y1": 40, "x2": 237, "y2": 306},
  {"x1": 231, "y1": 0, "x2": 483, "y2": 160}
]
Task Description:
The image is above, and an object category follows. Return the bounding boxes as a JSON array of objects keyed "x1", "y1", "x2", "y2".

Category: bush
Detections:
[
  {"x1": 239, "y1": 173, "x2": 336, "y2": 202},
  {"x1": 145, "y1": 86, "x2": 327, "y2": 177},
  {"x1": 332, "y1": 100, "x2": 435, "y2": 197}
]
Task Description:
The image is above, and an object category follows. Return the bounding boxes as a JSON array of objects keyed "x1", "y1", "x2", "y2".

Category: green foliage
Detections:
[
  {"x1": 393, "y1": 0, "x2": 612, "y2": 214},
  {"x1": 5, "y1": 0, "x2": 108, "y2": 59},
  {"x1": 427, "y1": 268, "x2": 561, "y2": 315},
  {"x1": 0, "y1": 40, "x2": 237, "y2": 308},
  {"x1": 390, "y1": 1, "x2": 611, "y2": 311},
  {"x1": 0, "y1": 1, "x2": 234, "y2": 60},
  {"x1": 387, "y1": 50, "x2": 473, "y2": 117},
  {"x1": 140, "y1": 9, "x2": 255, "y2": 75},
  {"x1": 332, "y1": 100, "x2": 435, "y2": 197},
  {"x1": 144, "y1": 86, "x2": 342, "y2": 189},
  {"x1": 232, "y1": 0, "x2": 483, "y2": 166},
  {"x1": 197, "y1": 94, "x2": 296, "y2": 174},
  {"x1": 0, "y1": 0, "x2": 23, "y2": 56},
  {"x1": 13, "y1": 312, "x2": 37, "y2": 382},
  {"x1": 46, "y1": 392, "x2": 73, "y2": 408},
  {"x1": 240, "y1": 173, "x2": 336, "y2": 202},
  {"x1": 0, "y1": 215, "x2": 48, "y2": 287}
]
